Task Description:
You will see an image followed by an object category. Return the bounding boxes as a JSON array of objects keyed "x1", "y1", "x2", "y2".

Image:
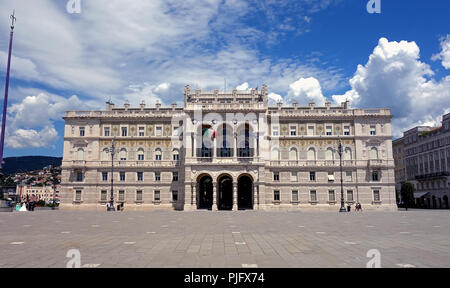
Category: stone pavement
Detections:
[{"x1": 0, "y1": 209, "x2": 449, "y2": 268}]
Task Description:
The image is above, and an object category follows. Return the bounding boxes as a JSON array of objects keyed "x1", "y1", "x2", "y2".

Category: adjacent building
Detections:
[
  {"x1": 60, "y1": 85, "x2": 396, "y2": 211},
  {"x1": 396, "y1": 113, "x2": 450, "y2": 209}
]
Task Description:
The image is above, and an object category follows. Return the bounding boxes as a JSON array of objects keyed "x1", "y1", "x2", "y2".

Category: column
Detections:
[
  {"x1": 192, "y1": 134, "x2": 196, "y2": 158},
  {"x1": 254, "y1": 184, "x2": 258, "y2": 210},
  {"x1": 233, "y1": 133, "x2": 238, "y2": 160},
  {"x1": 233, "y1": 182, "x2": 238, "y2": 211},
  {"x1": 212, "y1": 181, "x2": 218, "y2": 211},
  {"x1": 192, "y1": 184, "x2": 197, "y2": 207}
]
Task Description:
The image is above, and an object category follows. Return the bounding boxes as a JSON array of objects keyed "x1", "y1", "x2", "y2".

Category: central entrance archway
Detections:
[
  {"x1": 238, "y1": 175, "x2": 253, "y2": 210},
  {"x1": 218, "y1": 175, "x2": 233, "y2": 210},
  {"x1": 198, "y1": 175, "x2": 213, "y2": 210}
]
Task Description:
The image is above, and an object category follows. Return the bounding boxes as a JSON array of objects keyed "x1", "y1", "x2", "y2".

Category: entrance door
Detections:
[
  {"x1": 218, "y1": 176, "x2": 233, "y2": 210},
  {"x1": 238, "y1": 176, "x2": 253, "y2": 210},
  {"x1": 198, "y1": 176, "x2": 213, "y2": 210}
]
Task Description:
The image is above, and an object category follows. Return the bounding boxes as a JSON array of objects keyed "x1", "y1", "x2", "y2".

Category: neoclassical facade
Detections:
[{"x1": 60, "y1": 85, "x2": 396, "y2": 211}]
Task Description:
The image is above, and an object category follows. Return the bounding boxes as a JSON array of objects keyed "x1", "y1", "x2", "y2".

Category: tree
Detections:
[{"x1": 401, "y1": 182, "x2": 416, "y2": 209}]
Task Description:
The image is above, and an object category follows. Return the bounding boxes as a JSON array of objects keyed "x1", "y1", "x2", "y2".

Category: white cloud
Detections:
[
  {"x1": 5, "y1": 92, "x2": 88, "y2": 149},
  {"x1": 6, "y1": 126, "x2": 58, "y2": 149},
  {"x1": 431, "y1": 35, "x2": 450, "y2": 69},
  {"x1": 268, "y1": 92, "x2": 282, "y2": 105},
  {"x1": 332, "y1": 37, "x2": 450, "y2": 137},
  {"x1": 236, "y1": 82, "x2": 249, "y2": 90},
  {"x1": 286, "y1": 77, "x2": 326, "y2": 105}
]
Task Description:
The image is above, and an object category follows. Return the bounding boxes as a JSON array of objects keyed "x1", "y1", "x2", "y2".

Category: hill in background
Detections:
[{"x1": 2, "y1": 156, "x2": 62, "y2": 175}]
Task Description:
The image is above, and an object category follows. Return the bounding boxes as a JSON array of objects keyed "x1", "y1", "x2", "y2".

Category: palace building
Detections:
[{"x1": 60, "y1": 85, "x2": 396, "y2": 211}]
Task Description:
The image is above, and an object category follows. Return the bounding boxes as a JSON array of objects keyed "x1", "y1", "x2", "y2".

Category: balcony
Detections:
[
  {"x1": 217, "y1": 148, "x2": 233, "y2": 158},
  {"x1": 197, "y1": 147, "x2": 213, "y2": 158},
  {"x1": 368, "y1": 159, "x2": 384, "y2": 168},
  {"x1": 237, "y1": 148, "x2": 254, "y2": 158},
  {"x1": 415, "y1": 172, "x2": 450, "y2": 180}
]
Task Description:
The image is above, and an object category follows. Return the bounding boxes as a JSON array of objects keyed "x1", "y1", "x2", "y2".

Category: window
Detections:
[
  {"x1": 173, "y1": 150, "x2": 180, "y2": 161},
  {"x1": 173, "y1": 126, "x2": 179, "y2": 137},
  {"x1": 372, "y1": 171, "x2": 380, "y2": 182},
  {"x1": 104, "y1": 127, "x2": 110, "y2": 137},
  {"x1": 307, "y1": 148, "x2": 316, "y2": 161},
  {"x1": 292, "y1": 190, "x2": 299, "y2": 202},
  {"x1": 370, "y1": 125, "x2": 376, "y2": 136},
  {"x1": 290, "y1": 125, "x2": 297, "y2": 136},
  {"x1": 328, "y1": 190, "x2": 336, "y2": 202},
  {"x1": 101, "y1": 190, "x2": 107, "y2": 201},
  {"x1": 102, "y1": 148, "x2": 109, "y2": 161},
  {"x1": 120, "y1": 172, "x2": 126, "y2": 182},
  {"x1": 172, "y1": 190, "x2": 178, "y2": 202},
  {"x1": 119, "y1": 149, "x2": 127, "y2": 161},
  {"x1": 347, "y1": 190, "x2": 354, "y2": 202},
  {"x1": 121, "y1": 127, "x2": 128, "y2": 137},
  {"x1": 328, "y1": 172, "x2": 335, "y2": 182},
  {"x1": 156, "y1": 126, "x2": 163, "y2": 136},
  {"x1": 155, "y1": 172, "x2": 161, "y2": 182},
  {"x1": 272, "y1": 125, "x2": 279, "y2": 137},
  {"x1": 139, "y1": 127, "x2": 145, "y2": 137},
  {"x1": 344, "y1": 148, "x2": 352, "y2": 160},
  {"x1": 77, "y1": 148, "x2": 85, "y2": 161},
  {"x1": 289, "y1": 148, "x2": 298, "y2": 160},
  {"x1": 154, "y1": 190, "x2": 161, "y2": 201},
  {"x1": 373, "y1": 190, "x2": 381, "y2": 202},
  {"x1": 75, "y1": 190, "x2": 82, "y2": 201},
  {"x1": 119, "y1": 190, "x2": 125, "y2": 201},
  {"x1": 326, "y1": 126, "x2": 332, "y2": 136},
  {"x1": 274, "y1": 190, "x2": 280, "y2": 201},
  {"x1": 370, "y1": 148, "x2": 378, "y2": 160},
  {"x1": 76, "y1": 172, "x2": 83, "y2": 182},
  {"x1": 102, "y1": 172, "x2": 108, "y2": 182},
  {"x1": 345, "y1": 171, "x2": 352, "y2": 182},
  {"x1": 344, "y1": 126, "x2": 350, "y2": 136},
  {"x1": 291, "y1": 172, "x2": 298, "y2": 182},
  {"x1": 155, "y1": 149, "x2": 162, "y2": 161},
  {"x1": 273, "y1": 172, "x2": 280, "y2": 181},
  {"x1": 307, "y1": 126, "x2": 314, "y2": 136},
  {"x1": 309, "y1": 172, "x2": 316, "y2": 181},
  {"x1": 326, "y1": 148, "x2": 334, "y2": 161},
  {"x1": 271, "y1": 149, "x2": 280, "y2": 160},
  {"x1": 310, "y1": 190, "x2": 317, "y2": 202},
  {"x1": 79, "y1": 127, "x2": 85, "y2": 137},
  {"x1": 136, "y1": 190, "x2": 143, "y2": 202},
  {"x1": 137, "y1": 148, "x2": 145, "y2": 161},
  {"x1": 173, "y1": 172, "x2": 178, "y2": 182},
  {"x1": 137, "y1": 172, "x2": 143, "y2": 182}
]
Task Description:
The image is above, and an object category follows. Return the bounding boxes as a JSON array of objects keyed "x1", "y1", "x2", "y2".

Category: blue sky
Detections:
[{"x1": 0, "y1": 0, "x2": 449, "y2": 157}]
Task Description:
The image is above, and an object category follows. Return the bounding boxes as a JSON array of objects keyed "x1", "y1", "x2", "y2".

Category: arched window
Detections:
[
  {"x1": 119, "y1": 148, "x2": 127, "y2": 161},
  {"x1": 370, "y1": 147, "x2": 378, "y2": 160},
  {"x1": 289, "y1": 148, "x2": 298, "y2": 161},
  {"x1": 344, "y1": 147, "x2": 352, "y2": 160},
  {"x1": 102, "y1": 148, "x2": 109, "y2": 161},
  {"x1": 77, "y1": 148, "x2": 84, "y2": 161},
  {"x1": 307, "y1": 148, "x2": 316, "y2": 161},
  {"x1": 137, "y1": 148, "x2": 145, "y2": 161},
  {"x1": 173, "y1": 150, "x2": 180, "y2": 161},
  {"x1": 271, "y1": 148, "x2": 280, "y2": 160},
  {"x1": 326, "y1": 148, "x2": 334, "y2": 161},
  {"x1": 155, "y1": 149, "x2": 162, "y2": 161}
]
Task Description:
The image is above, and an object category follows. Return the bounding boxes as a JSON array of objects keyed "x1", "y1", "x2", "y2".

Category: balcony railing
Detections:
[
  {"x1": 197, "y1": 147, "x2": 213, "y2": 158},
  {"x1": 237, "y1": 148, "x2": 254, "y2": 158},
  {"x1": 217, "y1": 148, "x2": 233, "y2": 158}
]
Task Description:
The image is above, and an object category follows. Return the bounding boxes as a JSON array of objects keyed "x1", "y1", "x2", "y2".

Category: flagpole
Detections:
[{"x1": 0, "y1": 11, "x2": 16, "y2": 174}]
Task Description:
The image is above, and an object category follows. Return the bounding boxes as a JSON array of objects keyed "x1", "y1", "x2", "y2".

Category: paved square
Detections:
[{"x1": 1, "y1": 210, "x2": 449, "y2": 268}]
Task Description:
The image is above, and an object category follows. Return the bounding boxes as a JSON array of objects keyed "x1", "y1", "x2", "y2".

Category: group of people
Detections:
[
  {"x1": 15, "y1": 201, "x2": 36, "y2": 212},
  {"x1": 347, "y1": 202, "x2": 363, "y2": 212}
]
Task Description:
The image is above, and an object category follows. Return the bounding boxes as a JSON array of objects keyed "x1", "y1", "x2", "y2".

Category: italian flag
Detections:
[{"x1": 202, "y1": 128, "x2": 216, "y2": 140}]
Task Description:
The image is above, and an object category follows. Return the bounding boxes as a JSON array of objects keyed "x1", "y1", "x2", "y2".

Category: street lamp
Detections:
[
  {"x1": 107, "y1": 139, "x2": 116, "y2": 211},
  {"x1": 338, "y1": 138, "x2": 347, "y2": 213}
]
